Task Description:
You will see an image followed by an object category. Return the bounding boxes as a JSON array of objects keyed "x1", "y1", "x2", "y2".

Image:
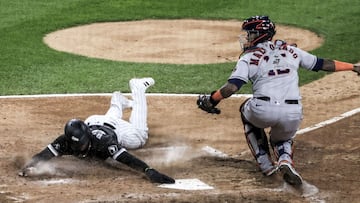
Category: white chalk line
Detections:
[
  {"x1": 201, "y1": 146, "x2": 229, "y2": 158},
  {"x1": 0, "y1": 93, "x2": 253, "y2": 99},
  {"x1": 295, "y1": 107, "x2": 360, "y2": 137}
]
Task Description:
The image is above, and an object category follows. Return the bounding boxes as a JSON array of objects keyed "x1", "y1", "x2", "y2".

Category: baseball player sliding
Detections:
[
  {"x1": 19, "y1": 77, "x2": 175, "y2": 184},
  {"x1": 197, "y1": 16, "x2": 360, "y2": 186}
]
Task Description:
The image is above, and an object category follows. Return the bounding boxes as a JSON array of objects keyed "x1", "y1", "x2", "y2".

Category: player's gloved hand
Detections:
[
  {"x1": 18, "y1": 166, "x2": 35, "y2": 177},
  {"x1": 145, "y1": 168, "x2": 175, "y2": 184},
  {"x1": 197, "y1": 92, "x2": 221, "y2": 114},
  {"x1": 353, "y1": 63, "x2": 360, "y2": 75}
]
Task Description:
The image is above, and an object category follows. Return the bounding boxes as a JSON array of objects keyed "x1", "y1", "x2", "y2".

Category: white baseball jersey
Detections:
[{"x1": 234, "y1": 40, "x2": 318, "y2": 143}]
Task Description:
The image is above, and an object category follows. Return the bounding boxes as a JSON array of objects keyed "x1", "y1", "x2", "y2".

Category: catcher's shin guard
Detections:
[
  {"x1": 240, "y1": 108, "x2": 277, "y2": 176},
  {"x1": 274, "y1": 140, "x2": 303, "y2": 186},
  {"x1": 273, "y1": 139, "x2": 294, "y2": 165}
]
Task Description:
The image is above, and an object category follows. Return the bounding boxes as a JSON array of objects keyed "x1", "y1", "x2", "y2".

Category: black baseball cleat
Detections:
[{"x1": 279, "y1": 161, "x2": 303, "y2": 186}]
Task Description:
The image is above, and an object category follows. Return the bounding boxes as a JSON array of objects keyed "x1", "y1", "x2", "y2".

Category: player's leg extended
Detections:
[
  {"x1": 105, "y1": 91, "x2": 126, "y2": 119},
  {"x1": 240, "y1": 100, "x2": 277, "y2": 176},
  {"x1": 128, "y1": 77, "x2": 155, "y2": 135},
  {"x1": 97, "y1": 91, "x2": 144, "y2": 149},
  {"x1": 85, "y1": 92, "x2": 126, "y2": 127}
]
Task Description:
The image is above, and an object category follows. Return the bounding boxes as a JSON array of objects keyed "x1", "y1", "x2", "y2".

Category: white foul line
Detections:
[
  {"x1": 295, "y1": 107, "x2": 360, "y2": 137},
  {"x1": 0, "y1": 93, "x2": 253, "y2": 99}
]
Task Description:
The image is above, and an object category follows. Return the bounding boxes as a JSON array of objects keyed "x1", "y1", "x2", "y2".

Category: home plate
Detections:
[{"x1": 158, "y1": 179, "x2": 214, "y2": 190}]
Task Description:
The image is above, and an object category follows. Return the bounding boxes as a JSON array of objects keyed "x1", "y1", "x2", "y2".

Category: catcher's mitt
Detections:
[{"x1": 197, "y1": 94, "x2": 221, "y2": 114}]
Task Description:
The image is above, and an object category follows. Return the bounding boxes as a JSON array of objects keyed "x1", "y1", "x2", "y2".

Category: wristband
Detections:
[{"x1": 211, "y1": 90, "x2": 224, "y2": 101}]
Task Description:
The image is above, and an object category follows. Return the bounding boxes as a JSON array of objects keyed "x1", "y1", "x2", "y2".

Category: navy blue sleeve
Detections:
[
  {"x1": 311, "y1": 58, "x2": 324, "y2": 72},
  {"x1": 228, "y1": 78, "x2": 246, "y2": 89}
]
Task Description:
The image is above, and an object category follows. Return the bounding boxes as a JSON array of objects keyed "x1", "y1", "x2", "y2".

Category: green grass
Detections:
[{"x1": 0, "y1": 0, "x2": 359, "y2": 95}]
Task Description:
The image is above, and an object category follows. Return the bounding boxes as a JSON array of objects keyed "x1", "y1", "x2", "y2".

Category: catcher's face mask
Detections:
[
  {"x1": 240, "y1": 15, "x2": 276, "y2": 51},
  {"x1": 239, "y1": 31, "x2": 259, "y2": 51}
]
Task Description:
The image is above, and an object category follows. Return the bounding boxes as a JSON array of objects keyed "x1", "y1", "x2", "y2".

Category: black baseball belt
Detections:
[
  {"x1": 255, "y1": 96, "x2": 299, "y2": 104},
  {"x1": 103, "y1": 123, "x2": 116, "y2": 130}
]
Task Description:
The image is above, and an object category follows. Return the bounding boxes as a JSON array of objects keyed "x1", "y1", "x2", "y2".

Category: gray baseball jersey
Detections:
[{"x1": 233, "y1": 40, "x2": 318, "y2": 143}]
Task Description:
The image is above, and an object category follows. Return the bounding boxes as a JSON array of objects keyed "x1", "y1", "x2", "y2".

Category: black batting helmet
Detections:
[
  {"x1": 241, "y1": 16, "x2": 276, "y2": 49},
  {"x1": 64, "y1": 119, "x2": 91, "y2": 153}
]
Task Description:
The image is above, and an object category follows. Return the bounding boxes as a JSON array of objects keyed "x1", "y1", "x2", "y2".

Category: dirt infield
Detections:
[{"x1": 1, "y1": 20, "x2": 359, "y2": 203}]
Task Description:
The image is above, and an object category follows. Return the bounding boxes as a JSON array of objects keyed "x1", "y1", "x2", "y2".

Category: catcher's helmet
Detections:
[
  {"x1": 64, "y1": 119, "x2": 91, "y2": 154},
  {"x1": 241, "y1": 16, "x2": 276, "y2": 50}
]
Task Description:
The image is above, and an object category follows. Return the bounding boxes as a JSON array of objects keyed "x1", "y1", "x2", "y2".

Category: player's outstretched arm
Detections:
[
  {"x1": 321, "y1": 59, "x2": 360, "y2": 75},
  {"x1": 18, "y1": 147, "x2": 56, "y2": 177},
  {"x1": 19, "y1": 135, "x2": 69, "y2": 177},
  {"x1": 115, "y1": 151, "x2": 175, "y2": 184}
]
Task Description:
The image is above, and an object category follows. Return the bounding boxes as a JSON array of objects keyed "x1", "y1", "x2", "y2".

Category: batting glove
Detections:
[
  {"x1": 18, "y1": 166, "x2": 36, "y2": 177},
  {"x1": 145, "y1": 168, "x2": 175, "y2": 184}
]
